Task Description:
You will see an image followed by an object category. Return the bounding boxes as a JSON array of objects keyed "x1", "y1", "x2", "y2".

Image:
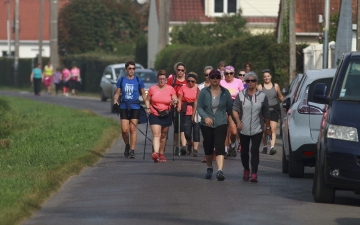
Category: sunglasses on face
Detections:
[
  {"x1": 127, "y1": 67, "x2": 135, "y2": 70},
  {"x1": 177, "y1": 69, "x2": 185, "y2": 72},
  {"x1": 245, "y1": 79, "x2": 257, "y2": 83},
  {"x1": 210, "y1": 75, "x2": 221, "y2": 80},
  {"x1": 225, "y1": 72, "x2": 234, "y2": 75},
  {"x1": 204, "y1": 73, "x2": 209, "y2": 77},
  {"x1": 238, "y1": 73, "x2": 245, "y2": 76},
  {"x1": 187, "y1": 80, "x2": 196, "y2": 83}
]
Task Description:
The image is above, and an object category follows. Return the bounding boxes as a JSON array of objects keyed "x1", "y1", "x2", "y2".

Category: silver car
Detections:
[
  {"x1": 110, "y1": 69, "x2": 158, "y2": 113},
  {"x1": 281, "y1": 69, "x2": 336, "y2": 178},
  {"x1": 99, "y1": 63, "x2": 144, "y2": 101}
]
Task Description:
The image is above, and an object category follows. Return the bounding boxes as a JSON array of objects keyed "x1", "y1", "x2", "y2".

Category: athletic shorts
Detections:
[
  {"x1": 119, "y1": 109, "x2": 140, "y2": 120},
  {"x1": 269, "y1": 104, "x2": 280, "y2": 122}
]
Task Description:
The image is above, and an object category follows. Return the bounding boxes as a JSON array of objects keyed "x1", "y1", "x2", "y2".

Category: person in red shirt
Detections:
[
  {"x1": 145, "y1": 70, "x2": 178, "y2": 162},
  {"x1": 177, "y1": 72, "x2": 200, "y2": 156},
  {"x1": 167, "y1": 62, "x2": 188, "y2": 155}
]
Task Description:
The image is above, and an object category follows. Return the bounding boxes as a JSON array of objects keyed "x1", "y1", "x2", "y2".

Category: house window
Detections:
[{"x1": 214, "y1": 0, "x2": 237, "y2": 14}]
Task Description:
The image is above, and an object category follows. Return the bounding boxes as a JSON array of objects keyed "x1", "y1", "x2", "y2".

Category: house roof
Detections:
[
  {"x1": 0, "y1": 0, "x2": 70, "y2": 41},
  {"x1": 295, "y1": 0, "x2": 357, "y2": 33}
]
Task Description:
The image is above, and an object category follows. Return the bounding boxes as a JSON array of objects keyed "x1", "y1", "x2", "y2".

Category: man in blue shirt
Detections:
[{"x1": 113, "y1": 61, "x2": 147, "y2": 158}]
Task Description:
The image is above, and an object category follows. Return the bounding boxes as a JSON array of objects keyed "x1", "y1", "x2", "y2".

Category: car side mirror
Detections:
[
  {"x1": 282, "y1": 98, "x2": 291, "y2": 111},
  {"x1": 312, "y1": 83, "x2": 330, "y2": 104},
  {"x1": 282, "y1": 87, "x2": 288, "y2": 95},
  {"x1": 105, "y1": 74, "x2": 112, "y2": 79}
]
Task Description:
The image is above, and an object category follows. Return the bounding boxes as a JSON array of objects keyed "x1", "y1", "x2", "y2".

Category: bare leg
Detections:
[
  {"x1": 270, "y1": 121, "x2": 278, "y2": 147},
  {"x1": 129, "y1": 119, "x2": 138, "y2": 150},
  {"x1": 151, "y1": 125, "x2": 161, "y2": 153},
  {"x1": 159, "y1": 126, "x2": 169, "y2": 154},
  {"x1": 121, "y1": 119, "x2": 130, "y2": 145},
  {"x1": 216, "y1": 155, "x2": 224, "y2": 170}
]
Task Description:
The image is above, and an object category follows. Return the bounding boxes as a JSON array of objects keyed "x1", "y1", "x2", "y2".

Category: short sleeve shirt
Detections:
[
  {"x1": 220, "y1": 78, "x2": 244, "y2": 100},
  {"x1": 178, "y1": 84, "x2": 198, "y2": 115},
  {"x1": 32, "y1": 68, "x2": 42, "y2": 79},
  {"x1": 116, "y1": 76, "x2": 145, "y2": 110},
  {"x1": 167, "y1": 76, "x2": 187, "y2": 96},
  {"x1": 148, "y1": 85, "x2": 176, "y2": 116}
]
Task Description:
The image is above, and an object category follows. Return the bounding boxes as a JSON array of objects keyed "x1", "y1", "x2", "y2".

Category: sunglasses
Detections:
[
  {"x1": 204, "y1": 73, "x2": 209, "y2": 77},
  {"x1": 245, "y1": 79, "x2": 257, "y2": 83},
  {"x1": 177, "y1": 69, "x2": 185, "y2": 72},
  {"x1": 210, "y1": 75, "x2": 221, "y2": 80},
  {"x1": 238, "y1": 74, "x2": 245, "y2": 76},
  {"x1": 127, "y1": 67, "x2": 135, "y2": 70},
  {"x1": 225, "y1": 72, "x2": 234, "y2": 75},
  {"x1": 262, "y1": 69, "x2": 271, "y2": 73},
  {"x1": 187, "y1": 80, "x2": 196, "y2": 83}
]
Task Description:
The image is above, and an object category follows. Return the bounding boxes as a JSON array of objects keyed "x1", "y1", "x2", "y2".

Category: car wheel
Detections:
[
  {"x1": 282, "y1": 142, "x2": 289, "y2": 174},
  {"x1": 100, "y1": 89, "x2": 108, "y2": 102},
  {"x1": 313, "y1": 165, "x2": 335, "y2": 203},
  {"x1": 288, "y1": 138, "x2": 304, "y2": 178}
]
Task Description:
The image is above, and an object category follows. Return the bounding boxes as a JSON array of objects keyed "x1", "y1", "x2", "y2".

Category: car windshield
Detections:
[
  {"x1": 135, "y1": 72, "x2": 157, "y2": 83},
  {"x1": 339, "y1": 60, "x2": 360, "y2": 101},
  {"x1": 114, "y1": 65, "x2": 142, "y2": 78}
]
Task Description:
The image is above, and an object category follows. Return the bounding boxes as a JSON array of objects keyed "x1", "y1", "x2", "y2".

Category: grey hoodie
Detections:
[{"x1": 233, "y1": 88, "x2": 270, "y2": 136}]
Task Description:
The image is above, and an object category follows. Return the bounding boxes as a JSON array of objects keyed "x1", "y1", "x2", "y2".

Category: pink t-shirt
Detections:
[
  {"x1": 148, "y1": 84, "x2": 176, "y2": 116},
  {"x1": 71, "y1": 68, "x2": 80, "y2": 80},
  {"x1": 220, "y1": 78, "x2": 244, "y2": 99},
  {"x1": 62, "y1": 69, "x2": 70, "y2": 80},
  {"x1": 178, "y1": 84, "x2": 198, "y2": 115}
]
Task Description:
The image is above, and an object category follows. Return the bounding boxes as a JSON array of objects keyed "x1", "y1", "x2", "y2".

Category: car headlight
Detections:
[{"x1": 327, "y1": 124, "x2": 359, "y2": 142}]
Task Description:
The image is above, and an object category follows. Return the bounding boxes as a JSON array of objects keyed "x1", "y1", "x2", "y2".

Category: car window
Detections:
[
  {"x1": 104, "y1": 67, "x2": 111, "y2": 75},
  {"x1": 293, "y1": 75, "x2": 307, "y2": 103},
  {"x1": 115, "y1": 68, "x2": 125, "y2": 78},
  {"x1": 135, "y1": 72, "x2": 157, "y2": 83},
  {"x1": 338, "y1": 60, "x2": 360, "y2": 100}
]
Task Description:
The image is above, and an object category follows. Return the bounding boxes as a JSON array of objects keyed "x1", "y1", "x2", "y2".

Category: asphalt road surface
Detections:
[{"x1": 1, "y1": 91, "x2": 360, "y2": 225}]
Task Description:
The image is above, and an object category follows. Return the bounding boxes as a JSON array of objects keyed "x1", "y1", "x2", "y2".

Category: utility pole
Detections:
[
  {"x1": 38, "y1": 0, "x2": 44, "y2": 65},
  {"x1": 7, "y1": 0, "x2": 11, "y2": 56},
  {"x1": 14, "y1": 0, "x2": 19, "y2": 87},
  {"x1": 323, "y1": 0, "x2": 330, "y2": 68},
  {"x1": 357, "y1": 0, "x2": 360, "y2": 50},
  {"x1": 158, "y1": 0, "x2": 170, "y2": 52},
  {"x1": 289, "y1": 0, "x2": 296, "y2": 83},
  {"x1": 50, "y1": 0, "x2": 59, "y2": 69}
]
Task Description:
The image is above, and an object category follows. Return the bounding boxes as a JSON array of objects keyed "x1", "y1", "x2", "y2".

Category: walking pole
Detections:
[
  {"x1": 178, "y1": 111, "x2": 181, "y2": 156},
  {"x1": 143, "y1": 118, "x2": 149, "y2": 160},
  {"x1": 172, "y1": 107, "x2": 175, "y2": 161}
]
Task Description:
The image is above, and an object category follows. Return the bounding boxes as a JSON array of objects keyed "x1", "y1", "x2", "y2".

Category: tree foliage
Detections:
[
  {"x1": 169, "y1": 11, "x2": 249, "y2": 46},
  {"x1": 59, "y1": 0, "x2": 148, "y2": 55}
]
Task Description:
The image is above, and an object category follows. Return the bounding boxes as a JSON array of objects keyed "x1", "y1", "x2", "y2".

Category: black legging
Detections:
[
  {"x1": 200, "y1": 124, "x2": 227, "y2": 156},
  {"x1": 33, "y1": 78, "x2": 41, "y2": 95},
  {"x1": 239, "y1": 132, "x2": 263, "y2": 173}
]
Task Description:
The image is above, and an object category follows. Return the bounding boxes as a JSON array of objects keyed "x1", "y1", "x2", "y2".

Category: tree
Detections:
[
  {"x1": 169, "y1": 11, "x2": 249, "y2": 46},
  {"x1": 58, "y1": 0, "x2": 147, "y2": 55}
]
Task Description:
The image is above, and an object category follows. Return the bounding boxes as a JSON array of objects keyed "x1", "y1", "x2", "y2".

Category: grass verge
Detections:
[{"x1": 0, "y1": 96, "x2": 120, "y2": 225}]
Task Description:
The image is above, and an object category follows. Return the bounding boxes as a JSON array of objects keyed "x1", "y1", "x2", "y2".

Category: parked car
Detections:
[
  {"x1": 311, "y1": 52, "x2": 360, "y2": 203},
  {"x1": 99, "y1": 63, "x2": 144, "y2": 102},
  {"x1": 110, "y1": 69, "x2": 158, "y2": 113},
  {"x1": 281, "y1": 68, "x2": 336, "y2": 177}
]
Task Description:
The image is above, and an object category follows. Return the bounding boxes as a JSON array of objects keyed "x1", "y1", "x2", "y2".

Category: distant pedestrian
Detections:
[
  {"x1": 197, "y1": 69, "x2": 233, "y2": 181},
  {"x1": 244, "y1": 61, "x2": 252, "y2": 73},
  {"x1": 53, "y1": 68, "x2": 62, "y2": 95},
  {"x1": 145, "y1": 70, "x2": 178, "y2": 163},
  {"x1": 257, "y1": 69, "x2": 284, "y2": 155},
  {"x1": 237, "y1": 69, "x2": 247, "y2": 89},
  {"x1": 62, "y1": 67, "x2": 70, "y2": 96},
  {"x1": 30, "y1": 63, "x2": 42, "y2": 96},
  {"x1": 232, "y1": 71, "x2": 271, "y2": 182},
  {"x1": 69, "y1": 63, "x2": 81, "y2": 95},
  {"x1": 177, "y1": 72, "x2": 200, "y2": 156},
  {"x1": 43, "y1": 61, "x2": 53, "y2": 94},
  {"x1": 217, "y1": 61, "x2": 226, "y2": 79},
  {"x1": 113, "y1": 61, "x2": 147, "y2": 159}
]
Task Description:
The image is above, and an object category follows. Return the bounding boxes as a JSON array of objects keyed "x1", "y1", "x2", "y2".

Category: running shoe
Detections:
[
  {"x1": 124, "y1": 144, "x2": 130, "y2": 158},
  {"x1": 159, "y1": 153, "x2": 166, "y2": 162},
  {"x1": 230, "y1": 144, "x2": 237, "y2": 157},
  {"x1": 175, "y1": 147, "x2": 180, "y2": 155},
  {"x1": 225, "y1": 152, "x2": 232, "y2": 158},
  {"x1": 152, "y1": 152, "x2": 160, "y2": 163},
  {"x1": 129, "y1": 150, "x2": 135, "y2": 159},
  {"x1": 186, "y1": 144, "x2": 193, "y2": 155},
  {"x1": 269, "y1": 147, "x2": 277, "y2": 155},
  {"x1": 237, "y1": 144, "x2": 242, "y2": 153},
  {"x1": 250, "y1": 173, "x2": 258, "y2": 182},
  {"x1": 216, "y1": 170, "x2": 225, "y2": 181},
  {"x1": 261, "y1": 146, "x2": 268, "y2": 154},
  {"x1": 193, "y1": 150, "x2": 199, "y2": 157},
  {"x1": 180, "y1": 146, "x2": 187, "y2": 155},
  {"x1": 204, "y1": 167, "x2": 213, "y2": 179},
  {"x1": 243, "y1": 169, "x2": 250, "y2": 181}
]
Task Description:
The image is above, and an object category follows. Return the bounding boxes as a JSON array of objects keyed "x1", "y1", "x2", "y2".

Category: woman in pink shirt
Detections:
[
  {"x1": 62, "y1": 67, "x2": 70, "y2": 96},
  {"x1": 145, "y1": 70, "x2": 178, "y2": 163},
  {"x1": 69, "y1": 63, "x2": 81, "y2": 95},
  {"x1": 220, "y1": 65, "x2": 244, "y2": 158},
  {"x1": 177, "y1": 72, "x2": 200, "y2": 157}
]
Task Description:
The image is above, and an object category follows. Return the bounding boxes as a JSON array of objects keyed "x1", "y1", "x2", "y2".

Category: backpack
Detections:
[{"x1": 171, "y1": 74, "x2": 188, "y2": 87}]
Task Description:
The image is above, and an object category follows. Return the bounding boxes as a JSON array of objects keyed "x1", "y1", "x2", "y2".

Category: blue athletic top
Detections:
[
  {"x1": 32, "y1": 68, "x2": 42, "y2": 79},
  {"x1": 116, "y1": 76, "x2": 145, "y2": 110}
]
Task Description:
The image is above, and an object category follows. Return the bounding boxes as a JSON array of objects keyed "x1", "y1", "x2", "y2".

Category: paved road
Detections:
[{"x1": 1, "y1": 91, "x2": 360, "y2": 225}]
